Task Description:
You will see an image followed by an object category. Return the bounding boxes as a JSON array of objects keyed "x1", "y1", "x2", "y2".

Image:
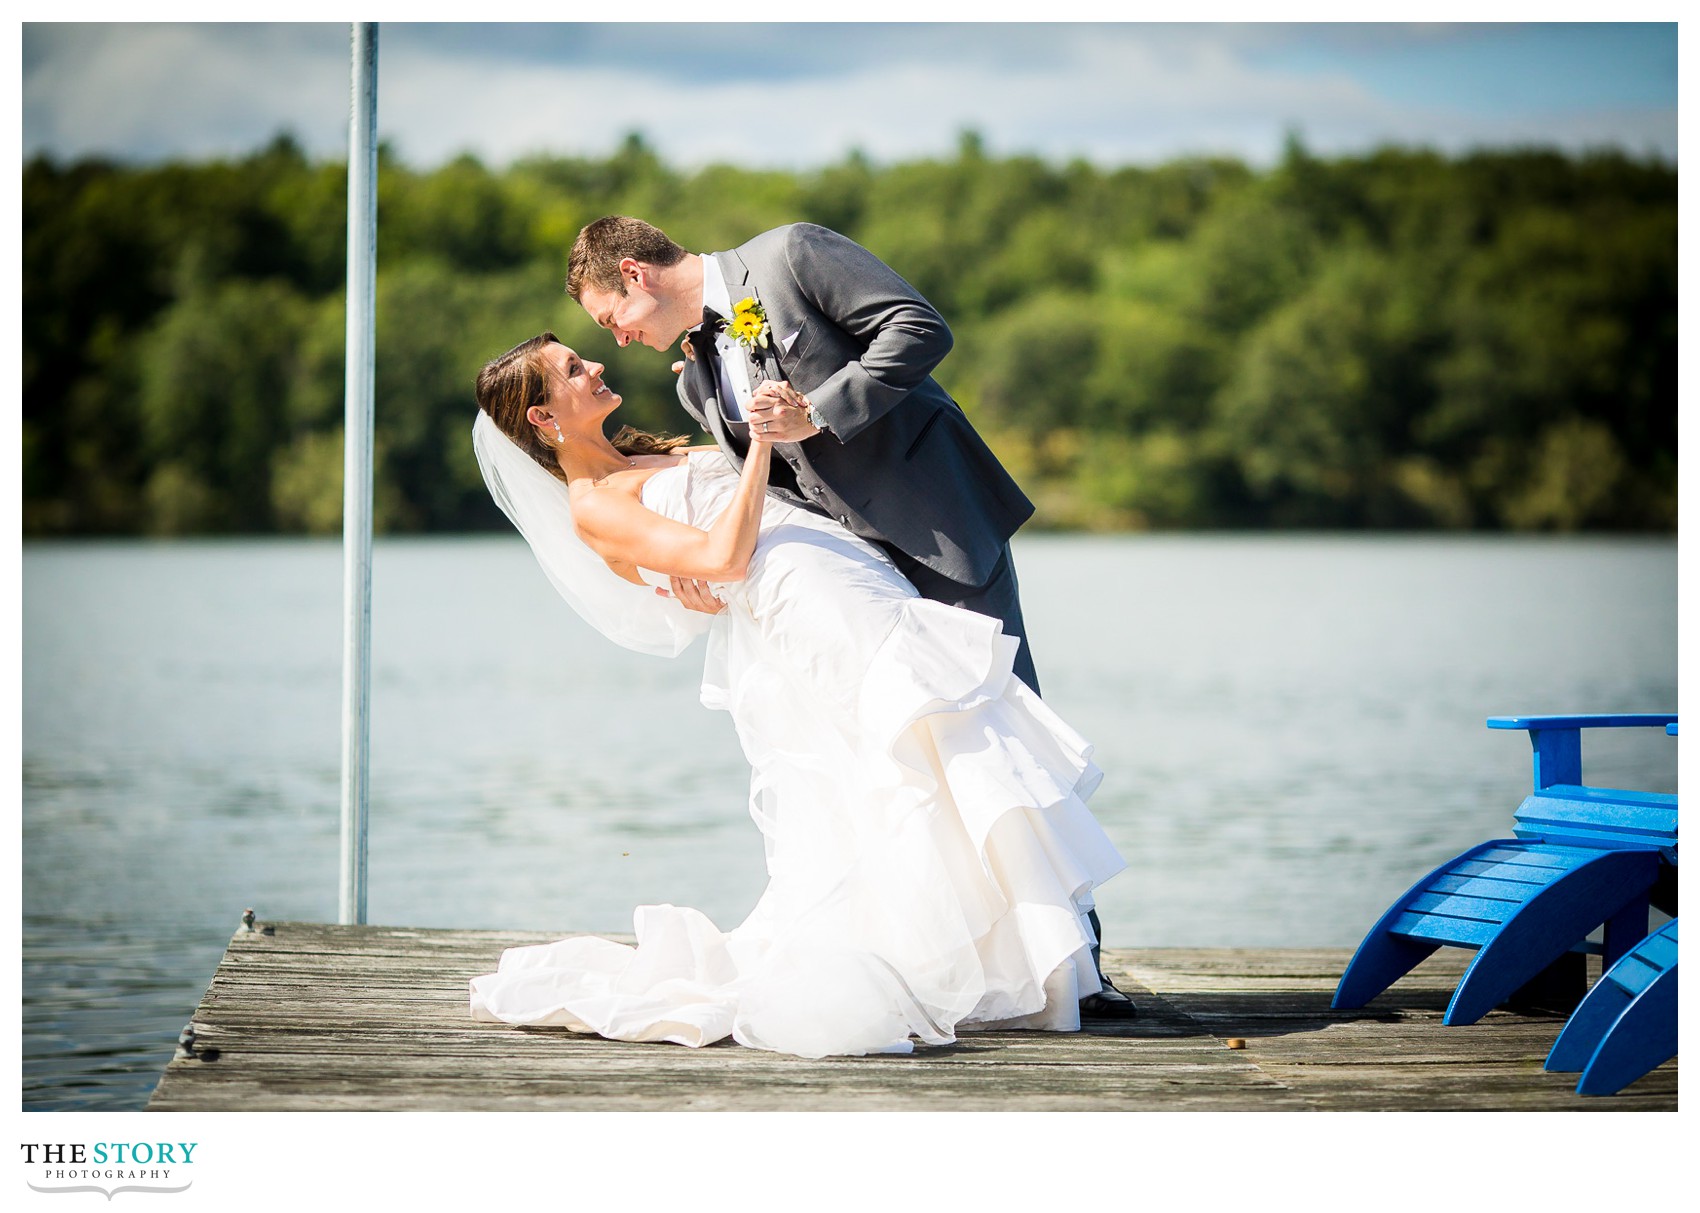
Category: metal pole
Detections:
[{"x1": 339, "y1": 22, "x2": 378, "y2": 925}]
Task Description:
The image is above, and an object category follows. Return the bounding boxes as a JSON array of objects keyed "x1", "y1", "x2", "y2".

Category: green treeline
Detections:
[{"x1": 23, "y1": 131, "x2": 1675, "y2": 536}]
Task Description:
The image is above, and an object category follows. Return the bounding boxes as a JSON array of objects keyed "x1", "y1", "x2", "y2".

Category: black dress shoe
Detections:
[{"x1": 1079, "y1": 975, "x2": 1137, "y2": 1020}]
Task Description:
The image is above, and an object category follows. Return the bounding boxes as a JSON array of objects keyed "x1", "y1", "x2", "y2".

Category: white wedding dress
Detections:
[{"x1": 470, "y1": 449, "x2": 1126, "y2": 1057}]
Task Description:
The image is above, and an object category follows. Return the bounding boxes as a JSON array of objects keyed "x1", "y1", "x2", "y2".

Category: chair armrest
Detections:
[
  {"x1": 1487, "y1": 715, "x2": 1677, "y2": 791},
  {"x1": 1487, "y1": 715, "x2": 1677, "y2": 731}
]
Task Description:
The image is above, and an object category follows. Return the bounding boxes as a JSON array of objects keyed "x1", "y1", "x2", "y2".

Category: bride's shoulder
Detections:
[
  {"x1": 567, "y1": 476, "x2": 636, "y2": 519},
  {"x1": 567, "y1": 481, "x2": 653, "y2": 555}
]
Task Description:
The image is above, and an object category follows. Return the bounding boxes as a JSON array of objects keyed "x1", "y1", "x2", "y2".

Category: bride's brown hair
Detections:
[{"x1": 475, "y1": 331, "x2": 688, "y2": 483}]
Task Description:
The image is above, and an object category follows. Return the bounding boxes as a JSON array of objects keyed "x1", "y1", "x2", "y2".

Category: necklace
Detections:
[
  {"x1": 589, "y1": 457, "x2": 637, "y2": 487},
  {"x1": 553, "y1": 427, "x2": 636, "y2": 484}
]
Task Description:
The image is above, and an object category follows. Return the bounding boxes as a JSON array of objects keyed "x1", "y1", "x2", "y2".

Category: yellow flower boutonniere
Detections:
[{"x1": 726, "y1": 297, "x2": 771, "y2": 352}]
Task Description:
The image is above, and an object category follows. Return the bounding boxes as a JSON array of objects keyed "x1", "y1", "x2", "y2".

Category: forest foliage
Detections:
[{"x1": 22, "y1": 131, "x2": 1675, "y2": 535}]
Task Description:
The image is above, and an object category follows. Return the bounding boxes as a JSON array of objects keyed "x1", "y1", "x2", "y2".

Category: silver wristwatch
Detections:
[{"x1": 807, "y1": 403, "x2": 830, "y2": 435}]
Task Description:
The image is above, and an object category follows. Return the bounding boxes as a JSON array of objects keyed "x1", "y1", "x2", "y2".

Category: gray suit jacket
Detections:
[{"x1": 676, "y1": 223, "x2": 1034, "y2": 587}]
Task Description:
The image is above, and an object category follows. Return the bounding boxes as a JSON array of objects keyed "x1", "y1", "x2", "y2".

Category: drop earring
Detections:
[{"x1": 553, "y1": 421, "x2": 566, "y2": 445}]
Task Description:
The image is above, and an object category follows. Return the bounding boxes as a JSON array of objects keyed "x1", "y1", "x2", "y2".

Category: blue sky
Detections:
[{"x1": 20, "y1": 20, "x2": 1679, "y2": 170}]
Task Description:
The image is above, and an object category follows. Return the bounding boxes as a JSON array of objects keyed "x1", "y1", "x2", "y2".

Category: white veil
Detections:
[{"x1": 472, "y1": 410, "x2": 712, "y2": 657}]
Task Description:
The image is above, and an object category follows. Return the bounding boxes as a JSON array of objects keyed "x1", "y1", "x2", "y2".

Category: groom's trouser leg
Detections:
[{"x1": 881, "y1": 542, "x2": 1040, "y2": 697}]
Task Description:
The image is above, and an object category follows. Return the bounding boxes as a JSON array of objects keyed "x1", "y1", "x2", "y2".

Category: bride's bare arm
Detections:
[{"x1": 573, "y1": 440, "x2": 773, "y2": 582}]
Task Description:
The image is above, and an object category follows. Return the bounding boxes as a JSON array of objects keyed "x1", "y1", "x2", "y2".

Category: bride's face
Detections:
[{"x1": 539, "y1": 343, "x2": 622, "y2": 426}]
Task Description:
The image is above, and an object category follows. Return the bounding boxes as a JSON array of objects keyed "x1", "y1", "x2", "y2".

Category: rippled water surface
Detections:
[{"x1": 22, "y1": 534, "x2": 1677, "y2": 1109}]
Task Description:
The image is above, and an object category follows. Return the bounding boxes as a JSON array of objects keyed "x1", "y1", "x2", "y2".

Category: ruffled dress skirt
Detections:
[{"x1": 470, "y1": 451, "x2": 1125, "y2": 1057}]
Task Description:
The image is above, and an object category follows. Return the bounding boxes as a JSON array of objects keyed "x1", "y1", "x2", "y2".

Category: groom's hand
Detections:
[
  {"x1": 749, "y1": 381, "x2": 820, "y2": 443},
  {"x1": 663, "y1": 576, "x2": 726, "y2": 615}
]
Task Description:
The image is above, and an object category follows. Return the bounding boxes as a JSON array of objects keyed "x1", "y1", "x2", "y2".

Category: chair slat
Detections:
[
  {"x1": 1389, "y1": 912, "x2": 1499, "y2": 947},
  {"x1": 1428, "y1": 872, "x2": 1550, "y2": 899},
  {"x1": 1406, "y1": 891, "x2": 1516, "y2": 923}
]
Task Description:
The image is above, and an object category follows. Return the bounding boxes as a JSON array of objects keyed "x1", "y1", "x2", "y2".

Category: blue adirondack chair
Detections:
[
  {"x1": 1334, "y1": 714, "x2": 1676, "y2": 1026},
  {"x1": 1545, "y1": 917, "x2": 1677, "y2": 1095}
]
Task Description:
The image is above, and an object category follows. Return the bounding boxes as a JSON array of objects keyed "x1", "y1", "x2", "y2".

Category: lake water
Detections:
[{"x1": 21, "y1": 534, "x2": 1677, "y2": 1110}]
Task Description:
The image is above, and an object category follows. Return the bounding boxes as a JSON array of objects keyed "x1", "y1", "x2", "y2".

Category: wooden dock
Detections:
[{"x1": 146, "y1": 922, "x2": 1676, "y2": 1111}]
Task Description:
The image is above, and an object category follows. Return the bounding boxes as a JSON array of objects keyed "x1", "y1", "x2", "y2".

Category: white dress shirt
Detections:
[{"x1": 700, "y1": 256, "x2": 757, "y2": 422}]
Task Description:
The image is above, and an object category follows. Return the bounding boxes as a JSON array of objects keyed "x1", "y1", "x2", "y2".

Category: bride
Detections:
[{"x1": 467, "y1": 333, "x2": 1127, "y2": 1057}]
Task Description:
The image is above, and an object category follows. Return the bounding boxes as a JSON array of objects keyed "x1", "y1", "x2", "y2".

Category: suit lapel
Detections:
[
  {"x1": 717, "y1": 249, "x2": 793, "y2": 383},
  {"x1": 717, "y1": 249, "x2": 752, "y2": 297}
]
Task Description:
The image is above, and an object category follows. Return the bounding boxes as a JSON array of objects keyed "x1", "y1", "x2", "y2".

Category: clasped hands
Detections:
[
  {"x1": 665, "y1": 362, "x2": 820, "y2": 445},
  {"x1": 660, "y1": 375, "x2": 819, "y2": 615},
  {"x1": 746, "y1": 380, "x2": 820, "y2": 444}
]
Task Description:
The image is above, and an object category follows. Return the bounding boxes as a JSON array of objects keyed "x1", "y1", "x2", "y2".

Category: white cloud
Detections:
[
  {"x1": 21, "y1": 22, "x2": 1677, "y2": 169},
  {"x1": 25, "y1": 24, "x2": 350, "y2": 160}
]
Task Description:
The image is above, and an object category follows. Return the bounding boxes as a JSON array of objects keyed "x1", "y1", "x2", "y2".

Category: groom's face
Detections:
[{"x1": 580, "y1": 272, "x2": 681, "y2": 353}]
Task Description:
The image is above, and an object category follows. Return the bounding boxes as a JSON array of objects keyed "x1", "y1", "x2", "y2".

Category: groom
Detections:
[{"x1": 567, "y1": 216, "x2": 1134, "y2": 1020}]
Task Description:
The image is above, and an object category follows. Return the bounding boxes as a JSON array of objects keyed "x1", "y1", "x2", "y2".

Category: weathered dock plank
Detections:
[{"x1": 146, "y1": 923, "x2": 1676, "y2": 1111}]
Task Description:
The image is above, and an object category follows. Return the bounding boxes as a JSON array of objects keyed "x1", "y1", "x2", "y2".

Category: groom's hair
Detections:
[{"x1": 567, "y1": 216, "x2": 686, "y2": 301}]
